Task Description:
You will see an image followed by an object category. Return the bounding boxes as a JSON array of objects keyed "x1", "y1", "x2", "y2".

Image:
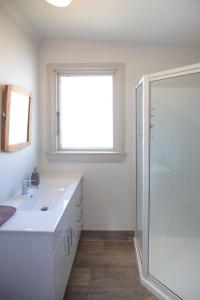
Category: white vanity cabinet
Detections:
[
  {"x1": 0, "y1": 176, "x2": 82, "y2": 300},
  {"x1": 53, "y1": 181, "x2": 82, "y2": 300}
]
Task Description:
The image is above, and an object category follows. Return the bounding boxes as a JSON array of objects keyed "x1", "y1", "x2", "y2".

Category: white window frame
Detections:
[{"x1": 46, "y1": 63, "x2": 126, "y2": 162}]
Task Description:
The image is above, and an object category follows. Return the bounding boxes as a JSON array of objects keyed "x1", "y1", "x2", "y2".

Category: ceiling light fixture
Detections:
[{"x1": 45, "y1": 0, "x2": 72, "y2": 7}]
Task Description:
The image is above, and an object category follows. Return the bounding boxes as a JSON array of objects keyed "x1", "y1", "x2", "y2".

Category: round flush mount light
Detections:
[{"x1": 45, "y1": 0, "x2": 72, "y2": 7}]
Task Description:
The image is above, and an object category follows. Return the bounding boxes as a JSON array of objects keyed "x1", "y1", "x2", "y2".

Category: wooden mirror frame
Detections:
[{"x1": 1, "y1": 85, "x2": 32, "y2": 152}]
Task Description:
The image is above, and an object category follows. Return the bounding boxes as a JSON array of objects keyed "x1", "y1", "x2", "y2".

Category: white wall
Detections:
[
  {"x1": 0, "y1": 7, "x2": 39, "y2": 202},
  {"x1": 39, "y1": 41, "x2": 200, "y2": 231}
]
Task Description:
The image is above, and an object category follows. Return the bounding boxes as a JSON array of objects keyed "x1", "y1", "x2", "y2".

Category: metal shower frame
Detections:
[{"x1": 135, "y1": 62, "x2": 200, "y2": 300}]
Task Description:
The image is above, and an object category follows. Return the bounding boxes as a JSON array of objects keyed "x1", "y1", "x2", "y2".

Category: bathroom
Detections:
[{"x1": 0, "y1": 1, "x2": 200, "y2": 299}]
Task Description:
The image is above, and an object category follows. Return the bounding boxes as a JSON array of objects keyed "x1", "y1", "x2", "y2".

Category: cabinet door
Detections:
[
  {"x1": 53, "y1": 181, "x2": 82, "y2": 300},
  {"x1": 53, "y1": 232, "x2": 70, "y2": 300},
  {"x1": 69, "y1": 187, "x2": 82, "y2": 260},
  {"x1": 74, "y1": 206, "x2": 82, "y2": 247}
]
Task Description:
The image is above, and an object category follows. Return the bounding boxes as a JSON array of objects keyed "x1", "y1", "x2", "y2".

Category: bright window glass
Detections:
[{"x1": 59, "y1": 74, "x2": 114, "y2": 150}]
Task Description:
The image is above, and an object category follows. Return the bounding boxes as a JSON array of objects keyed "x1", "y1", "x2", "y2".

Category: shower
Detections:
[{"x1": 135, "y1": 63, "x2": 200, "y2": 300}]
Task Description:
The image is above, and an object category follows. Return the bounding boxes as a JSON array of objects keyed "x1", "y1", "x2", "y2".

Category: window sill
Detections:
[{"x1": 46, "y1": 151, "x2": 127, "y2": 162}]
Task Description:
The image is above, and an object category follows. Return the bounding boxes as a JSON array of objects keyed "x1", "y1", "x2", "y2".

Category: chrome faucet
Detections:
[{"x1": 22, "y1": 180, "x2": 34, "y2": 195}]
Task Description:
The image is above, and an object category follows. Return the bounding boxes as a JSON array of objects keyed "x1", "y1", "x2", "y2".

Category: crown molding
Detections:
[
  {"x1": 0, "y1": 0, "x2": 41, "y2": 43},
  {"x1": 40, "y1": 39, "x2": 200, "y2": 56}
]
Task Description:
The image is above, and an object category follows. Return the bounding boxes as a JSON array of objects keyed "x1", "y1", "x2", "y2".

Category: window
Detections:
[
  {"x1": 58, "y1": 73, "x2": 113, "y2": 150},
  {"x1": 47, "y1": 64, "x2": 125, "y2": 161}
]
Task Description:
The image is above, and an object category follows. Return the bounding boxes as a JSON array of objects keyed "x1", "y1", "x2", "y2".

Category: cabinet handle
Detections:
[
  {"x1": 67, "y1": 234, "x2": 70, "y2": 256},
  {"x1": 62, "y1": 233, "x2": 69, "y2": 256},
  {"x1": 69, "y1": 227, "x2": 72, "y2": 246},
  {"x1": 76, "y1": 219, "x2": 81, "y2": 223},
  {"x1": 76, "y1": 204, "x2": 81, "y2": 208},
  {"x1": 65, "y1": 227, "x2": 72, "y2": 247}
]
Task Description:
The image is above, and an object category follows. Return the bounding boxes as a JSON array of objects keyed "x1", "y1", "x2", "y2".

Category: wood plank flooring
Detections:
[{"x1": 64, "y1": 231, "x2": 157, "y2": 300}]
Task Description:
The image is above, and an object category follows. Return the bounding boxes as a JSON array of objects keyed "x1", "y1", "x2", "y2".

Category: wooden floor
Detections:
[{"x1": 64, "y1": 231, "x2": 157, "y2": 300}]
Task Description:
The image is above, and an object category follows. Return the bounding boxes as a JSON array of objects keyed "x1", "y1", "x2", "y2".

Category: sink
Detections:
[
  {"x1": 0, "y1": 174, "x2": 82, "y2": 233},
  {"x1": 4, "y1": 181, "x2": 69, "y2": 211}
]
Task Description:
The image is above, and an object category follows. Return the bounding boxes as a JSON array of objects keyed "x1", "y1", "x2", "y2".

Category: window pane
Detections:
[{"x1": 59, "y1": 75, "x2": 113, "y2": 149}]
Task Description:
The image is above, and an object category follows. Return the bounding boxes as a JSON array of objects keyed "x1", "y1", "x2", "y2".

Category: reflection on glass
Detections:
[
  {"x1": 136, "y1": 83, "x2": 143, "y2": 259},
  {"x1": 149, "y1": 72, "x2": 200, "y2": 299},
  {"x1": 8, "y1": 91, "x2": 29, "y2": 145}
]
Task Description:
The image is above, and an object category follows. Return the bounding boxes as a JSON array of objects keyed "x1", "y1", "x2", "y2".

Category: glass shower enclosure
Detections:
[{"x1": 135, "y1": 63, "x2": 200, "y2": 300}]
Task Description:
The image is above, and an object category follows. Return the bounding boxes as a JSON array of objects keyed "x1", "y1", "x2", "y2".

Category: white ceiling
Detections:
[{"x1": 2, "y1": 0, "x2": 200, "y2": 49}]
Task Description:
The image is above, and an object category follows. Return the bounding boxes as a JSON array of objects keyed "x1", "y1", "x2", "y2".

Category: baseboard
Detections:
[{"x1": 81, "y1": 230, "x2": 135, "y2": 241}]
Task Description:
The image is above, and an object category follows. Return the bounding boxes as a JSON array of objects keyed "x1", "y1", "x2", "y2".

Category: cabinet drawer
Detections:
[
  {"x1": 53, "y1": 234, "x2": 70, "y2": 300},
  {"x1": 52, "y1": 199, "x2": 74, "y2": 254},
  {"x1": 73, "y1": 182, "x2": 82, "y2": 206},
  {"x1": 74, "y1": 209, "x2": 82, "y2": 227}
]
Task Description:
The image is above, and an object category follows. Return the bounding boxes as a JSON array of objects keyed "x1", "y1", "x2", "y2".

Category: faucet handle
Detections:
[
  {"x1": 22, "y1": 179, "x2": 36, "y2": 195},
  {"x1": 22, "y1": 181, "x2": 30, "y2": 195}
]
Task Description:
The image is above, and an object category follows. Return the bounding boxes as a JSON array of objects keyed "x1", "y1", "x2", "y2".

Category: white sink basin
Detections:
[
  {"x1": 0, "y1": 174, "x2": 82, "y2": 232},
  {"x1": 4, "y1": 181, "x2": 69, "y2": 211}
]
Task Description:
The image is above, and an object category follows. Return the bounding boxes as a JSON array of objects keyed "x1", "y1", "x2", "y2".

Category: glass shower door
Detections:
[{"x1": 149, "y1": 72, "x2": 200, "y2": 300}]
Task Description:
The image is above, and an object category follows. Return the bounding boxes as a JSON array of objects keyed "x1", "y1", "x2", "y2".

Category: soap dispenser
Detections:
[{"x1": 31, "y1": 167, "x2": 40, "y2": 186}]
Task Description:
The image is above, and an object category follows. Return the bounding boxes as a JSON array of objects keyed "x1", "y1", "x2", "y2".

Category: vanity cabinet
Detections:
[
  {"x1": 0, "y1": 177, "x2": 82, "y2": 300},
  {"x1": 53, "y1": 182, "x2": 82, "y2": 300}
]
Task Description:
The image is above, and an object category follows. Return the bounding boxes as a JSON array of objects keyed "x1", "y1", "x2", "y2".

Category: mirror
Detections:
[{"x1": 1, "y1": 85, "x2": 32, "y2": 152}]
